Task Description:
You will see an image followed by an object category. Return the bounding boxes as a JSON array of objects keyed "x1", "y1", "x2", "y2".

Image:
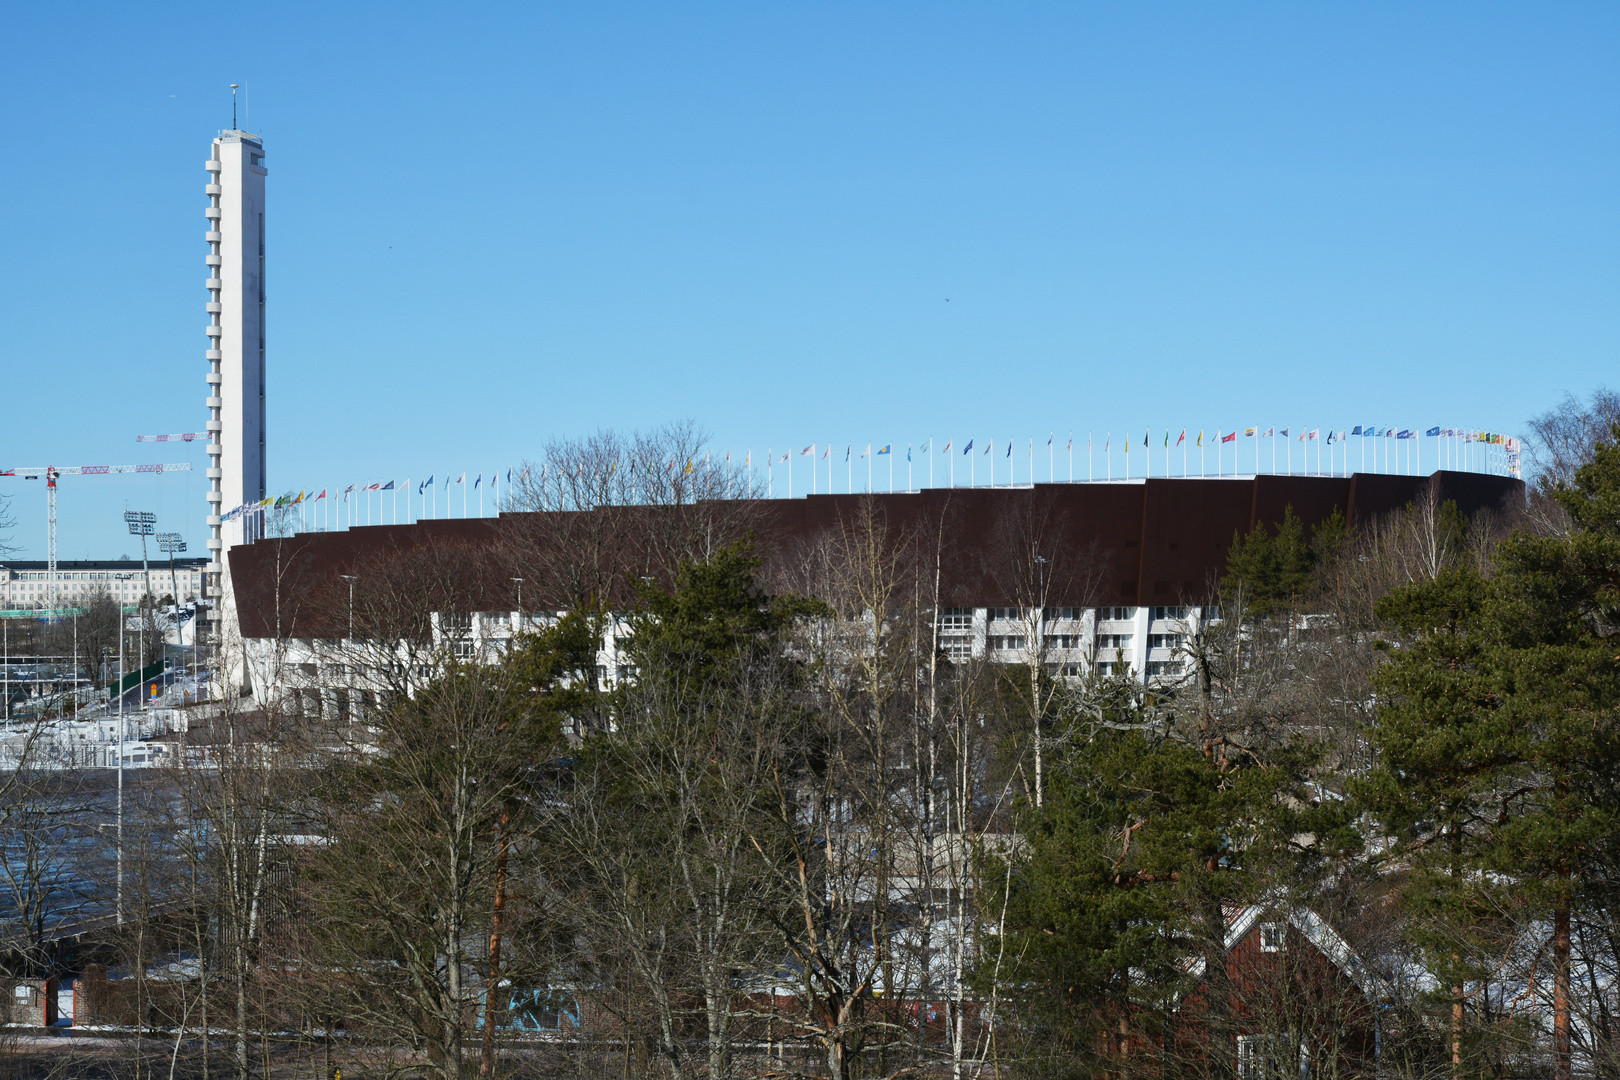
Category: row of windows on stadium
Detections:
[
  {"x1": 7, "y1": 571, "x2": 196, "y2": 581},
  {"x1": 945, "y1": 605, "x2": 1199, "y2": 629},
  {"x1": 982, "y1": 633, "x2": 1187, "y2": 652}
]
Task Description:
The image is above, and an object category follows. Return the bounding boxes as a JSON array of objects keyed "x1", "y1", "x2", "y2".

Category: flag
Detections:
[
  {"x1": 1351, "y1": 425, "x2": 1362, "y2": 436},
  {"x1": 1006, "y1": 440, "x2": 1012, "y2": 458},
  {"x1": 942, "y1": 439, "x2": 952, "y2": 453},
  {"x1": 1326, "y1": 430, "x2": 1335, "y2": 445},
  {"x1": 1245, "y1": 427, "x2": 1256, "y2": 437},
  {"x1": 1309, "y1": 428, "x2": 1320, "y2": 440},
  {"x1": 906, "y1": 445, "x2": 911, "y2": 461},
  {"x1": 1176, "y1": 430, "x2": 1186, "y2": 446},
  {"x1": 862, "y1": 444, "x2": 870, "y2": 458},
  {"x1": 474, "y1": 474, "x2": 481, "y2": 489},
  {"x1": 1196, "y1": 431, "x2": 1203, "y2": 447},
  {"x1": 1425, "y1": 426, "x2": 1440, "y2": 437},
  {"x1": 381, "y1": 480, "x2": 395, "y2": 491},
  {"x1": 1221, "y1": 431, "x2": 1236, "y2": 443},
  {"x1": 963, "y1": 440, "x2": 973, "y2": 454},
  {"x1": 684, "y1": 459, "x2": 694, "y2": 475},
  {"x1": 420, "y1": 475, "x2": 433, "y2": 493},
  {"x1": 316, "y1": 489, "x2": 326, "y2": 500},
  {"x1": 877, "y1": 444, "x2": 891, "y2": 455},
  {"x1": 779, "y1": 451, "x2": 788, "y2": 462},
  {"x1": 1163, "y1": 430, "x2": 1168, "y2": 448},
  {"x1": 801, "y1": 444, "x2": 813, "y2": 456},
  {"x1": 505, "y1": 469, "x2": 512, "y2": 485},
  {"x1": 823, "y1": 445, "x2": 830, "y2": 459},
  {"x1": 1067, "y1": 435, "x2": 1073, "y2": 451},
  {"x1": 456, "y1": 472, "x2": 466, "y2": 484},
  {"x1": 1279, "y1": 427, "x2": 1289, "y2": 437},
  {"x1": 1262, "y1": 426, "x2": 1274, "y2": 437},
  {"x1": 846, "y1": 445, "x2": 851, "y2": 461},
  {"x1": 1141, "y1": 431, "x2": 1147, "y2": 448},
  {"x1": 985, "y1": 441, "x2": 991, "y2": 455},
  {"x1": 1047, "y1": 433, "x2": 1053, "y2": 447}
]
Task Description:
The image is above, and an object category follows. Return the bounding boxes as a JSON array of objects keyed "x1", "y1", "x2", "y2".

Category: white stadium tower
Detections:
[{"x1": 204, "y1": 119, "x2": 267, "y2": 694}]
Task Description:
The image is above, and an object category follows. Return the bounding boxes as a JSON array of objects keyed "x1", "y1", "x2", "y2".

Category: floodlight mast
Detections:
[
  {"x1": 125, "y1": 511, "x2": 156, "y2": 710},
  {"x1": 157, "y1": 532, "x2": 187, "y2": 610}
]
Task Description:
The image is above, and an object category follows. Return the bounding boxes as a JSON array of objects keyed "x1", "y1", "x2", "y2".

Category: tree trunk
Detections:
[
  {"x1": 480, "y1": 808, "x2": 511, "y2": 1080},
  {"x1": 1554, "y1": 885, "x2": 1572, "y2": 1080}
]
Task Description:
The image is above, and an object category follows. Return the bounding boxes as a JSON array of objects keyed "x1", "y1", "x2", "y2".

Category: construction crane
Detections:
[{"x1": 0, "y1": 464, "x2": 193, "y2": 611}]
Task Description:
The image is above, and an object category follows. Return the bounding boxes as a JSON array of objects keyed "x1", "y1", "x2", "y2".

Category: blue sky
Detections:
[{"x1": 1, "y1": 2, "x2": 1616, "y2": 559}]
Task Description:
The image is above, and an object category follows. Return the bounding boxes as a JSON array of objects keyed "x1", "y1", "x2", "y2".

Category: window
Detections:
[
  {"x1": 988, "y1": 607, "x2": 1023, "y2": 623},
  {"x1": 1258, "y1": 922, "x2": 1286, "y2": 953},
  {"x1": 1152, "y1": 605, "x2": 1189, "y2": 622},
  {"x1": 1147, "y1": 660, "x2": 1185, "y2": 676},
  {"x1": 1095, "y1": 634, "x2": 1132, "y2": 651},
  {"x1": 1042, "y1": 634, "x2": 1081, "y2": 650},
  {"x1": 938, "y1": 607, "x2": 973, "y2": 631},
  {"x1": 1097, "y1": 606, "x2": 1135, "y2": 623},
  {"x1": 1237, "y1": 1034, "x2": 1303, "y2": 1080},
  {"x1": 990, "y1": 635, "x2": 1027, "y2": 651},
  {"x1": 1149, "y1": 633, "x2": 1185, "y2": 650},
  {"x1": 1048, "y1": 607, "x2": 1083, "y2": 622}
]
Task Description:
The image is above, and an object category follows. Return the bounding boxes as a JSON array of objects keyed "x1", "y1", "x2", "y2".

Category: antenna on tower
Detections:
[{"x1": 231, "y1": 84, "x2": 238, "y2": 130}]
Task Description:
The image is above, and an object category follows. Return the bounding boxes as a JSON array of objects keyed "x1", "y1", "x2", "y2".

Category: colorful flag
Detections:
[
  {"x1": 942, "y1": 439, "x2": 952, "y2": 453},
  {"x1": 801, "y1": 444, "x2": 813, "y2": 456},
  {"x1": 420, "y1": 475, "x2": 433, "y2": 493},
  {"x1": 381, "y1": 480, "x2": 395, "y2": 491},
  {"x1": 316, "y1": 489, "x2": 326, "y2": 500},
  {"x1": 963, "y1": 440, "x2": 973, "y2": 454},
  {"x1": 877, "y1": 444, "x2": 891, "y2": 455},
  {"x1": 1425, "y1": 426, "x2": 1440, "y2": 437},
  {"x1": 1351, "y1": 425, "x2": 1362, "y2": 436},
  {"x1": 456, "y1": 472, "x2": 466, "y2": 484},
  {"x1": 1196, "y1": 431, "x2": 1203, "y2": 447},
  {"x1": 1245, "y1": 427, "x2": 1256, "y2": 437},
  {"x1": 1176, "y1": 430, "x2": 1186, "y2": 446},
  {"x1": 1221, "y1": 431, "x2": 1236, "y2": 443},
  {"x1": 1308, "y1": 428, "x2": 1320, "y2": 440},
  {"x1": 474, "y1": 474, "x2": 481, "y2": 489},
  {"x1": 1262, "y1": 427, "x2": 1274, "y2": 437}
]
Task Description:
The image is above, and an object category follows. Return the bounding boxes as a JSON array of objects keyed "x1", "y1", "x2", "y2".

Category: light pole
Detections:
[
  {"x1": 339, "y1": 575, "x2": 357, "y2": 641},
  {"x1": 338, "y1": 575, "x2": 358, "y2": 723},
  {"x1": 124, "y1": 511, "x2": 155, "y2": 709}
]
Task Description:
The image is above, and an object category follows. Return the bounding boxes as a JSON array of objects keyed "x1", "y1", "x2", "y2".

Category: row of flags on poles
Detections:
[
  {"x1": 214, "y1": 424, "x2": 1526, "y2": 525},
  {"x1": 765, "y1": 428, "x2": 1519, "y2": 457},
  {"x1": 222, "y1": 470, "x2": 510, "y2": 523}
]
